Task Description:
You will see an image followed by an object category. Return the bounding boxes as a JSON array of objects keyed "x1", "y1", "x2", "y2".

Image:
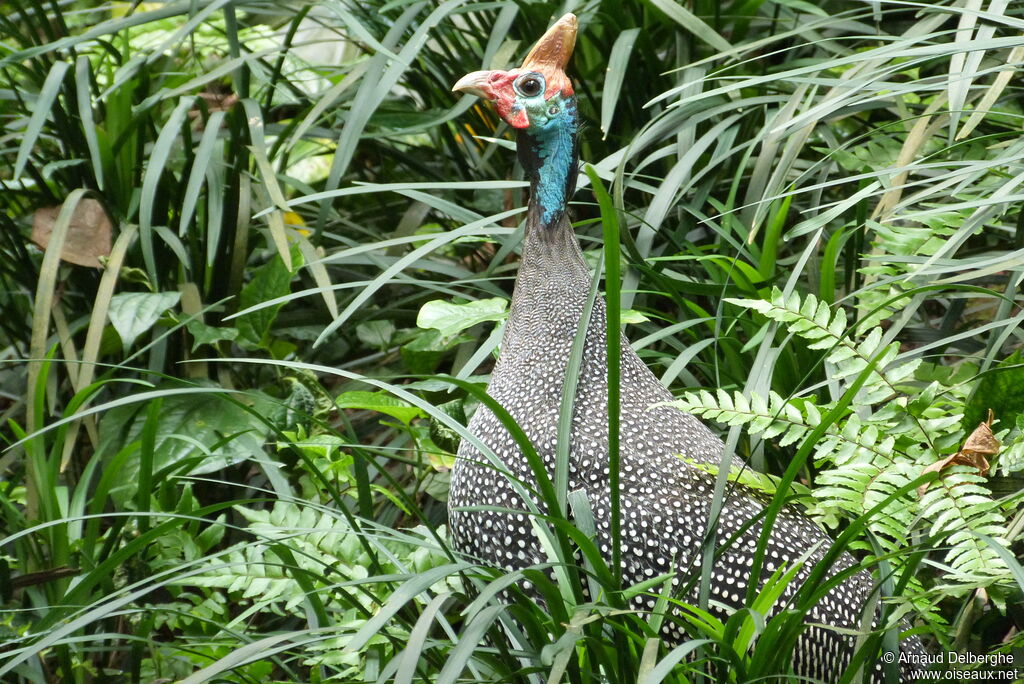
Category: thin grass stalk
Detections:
[
  {"x1": 555, "y1": 247, "x2": 602, "y2": 517},
  {"x1": 585, "y1": 166, "x2": 623, "y2": 585}
]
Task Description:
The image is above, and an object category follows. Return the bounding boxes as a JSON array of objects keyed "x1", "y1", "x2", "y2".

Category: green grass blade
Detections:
[
  {"x1": 601, "y1": 28, "x2": 640, "y2": 139},
  {"x1": 13, "y1": 59, "x2": 69, "y2": 181},
  {"x1": 138, "y1": 96, "x2": 194, "y2": 283}
]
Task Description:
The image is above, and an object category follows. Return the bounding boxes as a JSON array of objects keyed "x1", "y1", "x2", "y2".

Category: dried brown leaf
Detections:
[
  {"x1": 31, "y1": 198, "x2": 112, "y2": 268},
  {"x1": 918, "y1": 412, "x2": 998, "y2": 496}
]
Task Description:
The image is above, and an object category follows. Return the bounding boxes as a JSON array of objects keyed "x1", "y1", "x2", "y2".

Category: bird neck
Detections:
[
  {"x1": 503, "y1": 98, "x2": 587, "y2": 365},
  {"x1": 517, "y1": 101, "x2": 578, "y2": 231},
  {"x1": 503, "y1": 210, "x2": 594, "y2": 364}
]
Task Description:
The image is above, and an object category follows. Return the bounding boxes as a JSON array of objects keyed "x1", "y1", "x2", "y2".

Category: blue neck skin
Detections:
[{"x1": 518, "y1": 98, "x2": 579, "y2": 230}]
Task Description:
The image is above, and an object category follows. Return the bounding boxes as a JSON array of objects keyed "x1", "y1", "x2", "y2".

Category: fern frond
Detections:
[
  {"x1": 671, "y1": 390, "x2": 915, "y2": 551},
  {"x1": 671, "y1": 389, "x2": 811, "y2": 447},
  {"x1": 175, "y1": 503, "x2": 460, "y2": 614},
  {"x1": 998, "y1": 430, "x2": 1024, "y2": 476},
  {"x1": 727, "y1": 287, "x2": 921, "y2": 403},
  {"x1": 674, "y1": 286, "x2": 1015, "y2": 587},
  {"x1": 918, "y1": 469, "x2": 1009, "y2": 579}
]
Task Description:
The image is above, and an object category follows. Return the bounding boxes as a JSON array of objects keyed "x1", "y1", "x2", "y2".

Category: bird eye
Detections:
[{"x1": 515, "y1": 74, "x2": 544, "y2": 98}]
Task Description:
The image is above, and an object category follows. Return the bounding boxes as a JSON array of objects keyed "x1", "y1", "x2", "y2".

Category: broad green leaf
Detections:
[
  {"x1": 186, "y1": 320, "x2": 239, "y2": 351},
  {"x1": 416, "y1": 298, "x2": 507, "y2": 340},
  {"x1": 401, "y1": 329, "x2": 471, "y2": 375},
  {"x1": 108, "y1": 291, "x2": 181, "y2": 349},
  {"x1": 357, "y1": 320, "x2": 396, "y2": 349},
  {"x1": 336, "y1": 390, "x2": 424, "y2": 425},
  {"x1": 620, "y1": 309, "x2": 650, "y2": 325},
  {"x1": 99, "y1": 386, "x2": 270, "y2": 506},
  {"x1": 428, "y1": 399, "x2": 467, "y2": 455},
  {"x1": 236, "y1": 245, "x2": 303, "y2": 348},
  {"x1": 279, "y1": 377, "x2": 317, "y2": 431}
]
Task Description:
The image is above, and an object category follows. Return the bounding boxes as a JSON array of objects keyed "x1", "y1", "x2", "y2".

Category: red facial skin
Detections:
[
  {"x1": 478, "y1": 70, "x2": 531, "y2": 128},
  {"x1": 455, "y1": 67, "x2": 574, "y2": 130}
]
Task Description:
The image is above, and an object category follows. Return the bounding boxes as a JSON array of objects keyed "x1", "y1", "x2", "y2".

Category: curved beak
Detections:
[{"x1": 452, "y1": 70, "x2": 497, "y2": 100}]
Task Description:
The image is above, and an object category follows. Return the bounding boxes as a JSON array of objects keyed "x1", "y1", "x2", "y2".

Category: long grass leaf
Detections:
[
  {"x1": 434, "y1": 604, "x2": 508, "y2": 684},
  {"x1": 13, "y1": 60, "x2": 69, "y2": 180},
  {"x1": 312, "y1": 208, "x2": 522, "y2": 347},
  {"x1": 138, "y1": 96, "x2": 194, "y2": 283},
  {"x1": 601, "y1": 28, "x2": 640, "y2": 139},
  {"x1": 586, "y1": 166, "x2": 623, "y2": 584},
  {"x1": 639, "y1": 638, "x2": 715, "y2": 684},
  {"x1": 957, "y1": 43, "x2": 1024, "y2": 140},
  {"x1": 555, "y1": 250, "x2": 601, "y2": 517},
  {"x1": 179, "y1": 110, "x2": 226, "y2": 238},
  {"x1": 58, "y1": 223, "x2": 138, "y2": 471},
  {"x1": 74, "y1": 56, "x2": 103, "y2": 189},
  {"x1": 343, "y1": 564, "x2": 468, "y2": 654},
  {"x1": 644, "y1": 0, "x2": 732, "y2": 53},
  {"x1": 316, "y1": 1, "x2": 463, "y2": 235},
  {"x1": 947, "y1": 0, "x2": 984, "y2": 140},
  {"x1": 26, "y1": 188, "x2": 88, "y2": 435},
  {"x1": 390, "y1": 592, "x2": 453, "y2": 684}
]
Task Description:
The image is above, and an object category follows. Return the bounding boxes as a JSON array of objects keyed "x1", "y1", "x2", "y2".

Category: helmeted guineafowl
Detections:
[{"x1": 449, "y1": 13, "x2": 925, "y2": 681}]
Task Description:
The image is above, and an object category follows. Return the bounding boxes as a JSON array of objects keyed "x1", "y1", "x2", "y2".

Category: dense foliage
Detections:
[{"x1": 1, "y1": 0, "x2": 1022, "y2": 681}]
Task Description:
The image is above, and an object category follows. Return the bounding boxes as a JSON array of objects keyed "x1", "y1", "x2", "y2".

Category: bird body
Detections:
[{"x1": 449, "y1": 14, "x2": 923, "y2": 680}]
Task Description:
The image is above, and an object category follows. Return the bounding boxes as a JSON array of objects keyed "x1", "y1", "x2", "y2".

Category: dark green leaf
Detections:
[
  {"x1": 98, "y1": 386, "x2": 270, "y2": 506},
  {"x1": 236, "y1": 246, "x2": 303, "y2": 348},
  {"x1": 336, "y1": 390, "x2": 424, "y2": 425},
  {"x1": 356, "y1": 320, "x2": 396, "y2": 349},
  {"x1": 185, "y1": 320, "x2": 239, "y2": 351},
  {"x1": 108, "y1": 291, "x2": 181, "y2": 349}
]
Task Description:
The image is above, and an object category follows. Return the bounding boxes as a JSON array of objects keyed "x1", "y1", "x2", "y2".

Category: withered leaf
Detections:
[
  {"x1": 31, "y1": 198, "x2": 113, "y2": 268},
  {"x1": 918, "y1": 412, "x2": 998, "y2": 496},
  {"x1": 961, "y1": 411, "x2": 999, "y2": 460}
]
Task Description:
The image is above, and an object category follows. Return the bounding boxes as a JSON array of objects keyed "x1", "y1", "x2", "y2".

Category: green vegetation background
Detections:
[{"x1": 1, "y1": 0, "x2": 1022, "y2": 681}]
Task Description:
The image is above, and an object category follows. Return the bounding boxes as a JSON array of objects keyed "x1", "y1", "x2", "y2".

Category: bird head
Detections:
[{"x1": 452, "y1": 13, "x2": 577, "y2": 133}]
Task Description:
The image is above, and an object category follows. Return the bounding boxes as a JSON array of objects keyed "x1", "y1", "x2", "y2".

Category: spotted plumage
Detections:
[{"x1": 450, "y1": 13, "x2": 923, "y2": 681}]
